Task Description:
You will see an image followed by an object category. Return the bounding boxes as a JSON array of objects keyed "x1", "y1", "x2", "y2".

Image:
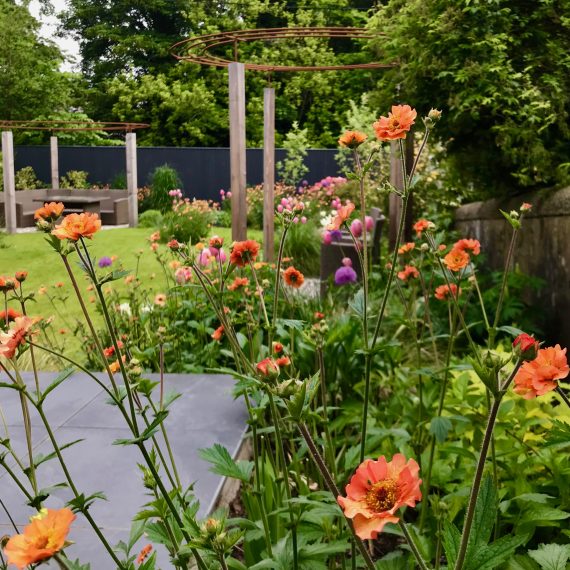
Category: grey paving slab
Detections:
[{"x1": 0, "y1": 372, "x2": 247, "y2": 568}]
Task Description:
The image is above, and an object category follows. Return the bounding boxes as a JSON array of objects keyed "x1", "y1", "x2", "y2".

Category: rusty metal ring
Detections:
[{"x1": 171, "y1": 27, "x2": 395, "y2": 72}]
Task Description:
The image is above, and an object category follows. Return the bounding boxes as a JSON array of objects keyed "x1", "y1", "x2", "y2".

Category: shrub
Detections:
[
  {"x1": 148, "y1": 164, "x2": 182, "y2": 213},
  {"x1": 138, "y1": 209, "x2": 163, "y2": 229},
  {"x1": 61, "y1": 170, "x2": 89, "y2": 189},
  {"x1": 110, "y1": 171, "x2": 127, "y2": 189},
  {"x1": 158, "y1": 198, "x2": 216, "y2": 244},
  {"x1": 15, "y1": 166, "x2": 43, "y2": 190},
  {"x1": 277, "y1": 121, "x2": 309, "y2": 186}
]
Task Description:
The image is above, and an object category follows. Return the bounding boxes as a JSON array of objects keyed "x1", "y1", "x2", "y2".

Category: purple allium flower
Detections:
[
  {"x1": 334, "y1": 266, "x2": 357, "y2": 285},
  {"x1": 98, "y1": 256, "x2": 113, "y2": 268},
  {"x1": 330, "y1": 230, "x2": 343, "y2": 242}
]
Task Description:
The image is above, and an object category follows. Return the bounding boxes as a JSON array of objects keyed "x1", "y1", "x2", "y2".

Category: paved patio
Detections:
[{"x1": 0, "y1": 372, "x2": 247, "y2": 567}]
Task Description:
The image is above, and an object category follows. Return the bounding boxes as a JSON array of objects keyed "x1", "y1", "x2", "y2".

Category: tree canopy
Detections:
[{"x1": 369, "y1": 0, "x2": 570, "y2": 196}]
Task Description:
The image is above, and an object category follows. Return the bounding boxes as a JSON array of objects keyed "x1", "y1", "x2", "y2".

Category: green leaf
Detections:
[
  {"x1": 544, "y1": 420, "x2": 570, "y2": 447},
  {"x1": 507, "y1": 555, "x2": 540, "y2": 570},
  {"x1": 32, "y1": 439, "x2": 84, "y2": 469},
  {"x1": 497, "y1": 325, "x2": 525, "y2": 337},
  {"x1": 429, "y1": 416, "x2": 452, "y2": 443},
  {"x1": 349, "y1": 288, "x2": 365, "y2": 317},
  {"x1": 58, "y1": 558, "x2": 91, "y2": 570},
  {"x1": 466, "y1": 534, "x2": 527, "y2": 570},
  {"x1": 38, "y1": 368, "x2": 74, "y2": 403},
  {"x1": 198, "y1": 443, "x2": 253, "y2": 483},
  {"x1": 528, "y1": 544, "x2": 570, "y2": 570},
  {"x1": 442, "y1": 521, "x2": 461, "y2": 567},
  {"x1": 113, "y1": 410, "x2": 169, "y2": 445},
  {"x1": 464, "y1": 474, "x2": 497, "y2": 564},
  {"x1": 67, "y1": 491, "x2": 107, "y2": 512}
]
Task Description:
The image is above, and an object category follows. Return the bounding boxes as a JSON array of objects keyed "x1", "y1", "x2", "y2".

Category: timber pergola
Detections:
[
  {"x1": 171, "y1": 27, "x2": 396, "y2": 261},
  {"x1": 0, "y1": 120, "x2": 148, "y2": 233}
]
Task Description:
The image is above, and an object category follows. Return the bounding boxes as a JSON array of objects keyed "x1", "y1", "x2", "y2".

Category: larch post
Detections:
[
  {"x1": 229, "y1": 62, "x2": 247, "y2": 241},
  {"x1": 263, "y1": 87, "x2": 275, "y2": 261},
  {"x1": 50, "y1": 136, "x2": 59, "y2": 190},
  {"x1": 126, "y1": 132, "x2": 138, "y2": 227},
  {"x1": 388, "y1": 136, "x2": 414, "y2": 249},
  {"x1": 2, "y1": 131, "x2": 17, "y2": 233}
]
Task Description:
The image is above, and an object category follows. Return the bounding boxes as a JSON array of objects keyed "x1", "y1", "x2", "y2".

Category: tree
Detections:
[
  {"x1": 0, "y1": 1, "x2": 70, "y2": 121},
  {"x1": 59, "y1": 0, "x2": 380, "y2": 147},
  {"x1": 368, "y1": 0, "x2": 570, "y2": 197}
]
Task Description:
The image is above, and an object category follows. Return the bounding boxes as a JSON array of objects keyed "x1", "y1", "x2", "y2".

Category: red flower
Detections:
[
  {"x1": 276, "y1": 356, "x2": 291, "y2": 367},
  {"x1": 0, "y1": 308, "x2": 22, "y2": 324},
  {"x1": 137, "y1": 544, "x2": 153, "y2": 564},
  {"x1": 338, "y1": 454, "x2": 422, "y2": 539},
  {"x1": 513, "y1": 345, "x2": 569, "y2": 399},
  {"x1": 167, "y1": 239, "x2": 181, "y2": 251},
  {"x1": 273, "y1": 342, "x2": 284, "y2": 355},
  {"x1": 15, "y1": 271, "x2": 28, "y2": 283},
  {"x1": 397, "y1": 265, "x2": 419, "y2": 282},
  {"x1": 373, "y1": 105, "x2": 417, "y2": 141},
  {"x1": 454, "y1": 238, "x2": 481, "y2": 256},
  {"x1": 209, "y1": 235, "x2": 224, "y2": 249},
  {"x1": 256, "y1": 357, "x2": 280, "y2": 379},
  {"x1": 228, "y1": 277, "x2": 249, "y2": 291},
  {"x1": 230, "y1": 240, "x2": 260, "y2": 267},
  {"x1": 398, "y1": 242, "x2": 415, "y2": 255},
  {"x1": 283, "y1": 266, "x2": 305, "y2": 288},
  {"x1": 314, "y1": 312, "x2": 325, "y2": 320},
  {"x1": 513, "y1": 333, "x2": 540, "y2": 361},
  {"x1": 211, "y1": 325, "x2": 224, "y2": 341},
  {"x1": 434, "y1": 283, "x2": 460, "y2": 301},
  {"x1": 413, "y1": 219, "x2": 432, "y2": 237}
]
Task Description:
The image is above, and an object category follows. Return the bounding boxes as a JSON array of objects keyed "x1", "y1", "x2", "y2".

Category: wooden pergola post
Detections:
[
  {"x1": 388, "y1": 136, "x2": 414, "y2": 249},
  {"x1": 229, "y1": 62, "x2": 247, "y2": 241},
  {"x1": 126, "y1": 132, "x2": 138, "y2": 227},
  {"x1": 2, "y1": 131, "x2": 17, "y2": 233},
  {"x1": 263, "y1": 87, "x2": 275, "y2": 261},
  {"x1": 50, "y1": 136, "x2": 59, "y2": 190}
]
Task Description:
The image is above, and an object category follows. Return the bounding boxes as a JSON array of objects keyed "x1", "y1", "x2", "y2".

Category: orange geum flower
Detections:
[
  {"x1": 454, "y1": 238, "x2": 481, "y2": 256},
  {"x1": 434, "y1": 283, "x2": 461, "y2": 301},
  {"x1": 513, "y1": 344, "x2": 569, "y2": 399},
  {"x1": 256, "y1": 357, "x2": 280, "y2": 380},
  {"x1": 154, "y1": 293, "x2": 167, "y2": 307},
  {"x1": 137, "y1": 544, "x2": 153, "y2": 564},
  {"x1": 52, "y1": 212, "x2": 101, "y2": 241},
  {"x1": 109, "y1": 356, "x2": 126, "y2": 374},
  {"x1": 34, "y1": 202, "x2": 65, "y2": 222},
  {"x1": 211, "y1": 325, "x2": 224, "y2": 341},
  {"x1": 4, "y1": 508, "x2": 75, "y2": 569},
  {"x1": 373, "y1": 105, "x2": 417, "y2": 141},
  {"x1": 0, "y1": 276, "x2": 17, "y2": 292},
  {"x1": 398, "y1": 242, "x2": 415, "y2": 255},
  {"x1": 228, "y1": 277, "x2": 249, "y2": 291},
  {"x1": 412, "y1": 219, "x2": 432, "y2": 237},
  {"x1": 327, "y1": 202, "x2": 355, "y2": 231},
  {"x1": 0, "y1": 316, "x2": 38, "y2": 360},
  {"x1": 276, "y1": 355, "x2": 291, "y2": 367},
  {"x1": 339, "y1": 130, "x2": 368, "y2": 149},
  {"x1": 397, "y1": 265, "x2": 419, "y2": 282},
  {"x1": 337, "y1": 454, "x2": 422, "y2": 540},
  {"x1": 283, "y1": 266, "x2": 305, "y2": 288},
  {"x1": 443, "y1": 248, "x2": 470, "y2": 272},
  {"x1": 15, "y1": 271, "x2": 28, "y2": 283},
  {"x1": 230, "y1": 240, "x2": 260, "y2": 267},
  {"x1": 0, "y1": 308, "x2": 22, "y2": 324}
]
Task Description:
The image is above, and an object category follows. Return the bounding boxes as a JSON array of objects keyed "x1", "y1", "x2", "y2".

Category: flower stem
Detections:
[
  {"x1": 298, "y1": 422, "x2": 376, "y2": 570},
  {"x1": 453, "y1": 361, "x2": 522, "y2": 570},
  {"x1": 398, "y1": 520, "x2": 431, "y2": 570},
  {"x1": 268, "y1": 391, "x2": 298, "y2": 570}
]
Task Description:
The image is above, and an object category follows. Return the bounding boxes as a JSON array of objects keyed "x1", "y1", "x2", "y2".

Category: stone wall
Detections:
[{"x1": 455, "y1": 186, "x2": 570, "y2": 347}]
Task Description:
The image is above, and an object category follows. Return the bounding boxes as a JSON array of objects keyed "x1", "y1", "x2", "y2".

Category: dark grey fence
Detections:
[{"x1": 14, "y1": 146, "x2": 342, "y2": 202}]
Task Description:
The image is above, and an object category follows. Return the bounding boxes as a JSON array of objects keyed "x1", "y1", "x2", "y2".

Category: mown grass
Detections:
[{"x1": 0, "y1": 226, "x2": 262, "y2": 358}]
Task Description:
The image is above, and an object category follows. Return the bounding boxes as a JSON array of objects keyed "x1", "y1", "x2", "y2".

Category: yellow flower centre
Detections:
[{"x1": 365, "y1": 479, "x2": 398, "y2": 513}]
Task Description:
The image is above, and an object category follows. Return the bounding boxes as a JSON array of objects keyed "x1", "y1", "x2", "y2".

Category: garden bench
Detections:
[{"x1": 320, "y1": 206, "x2": 386, "y2": 295}]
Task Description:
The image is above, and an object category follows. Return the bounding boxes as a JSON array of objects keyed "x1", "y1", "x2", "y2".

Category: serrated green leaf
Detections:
[
  {"x1": 466, "y1": 533, "x2": 526, "y2": 570},
  {"x1": 38, "y1": 368, "x2": 74, "y2": 403},
  {"x1": 442, "y1": 521, "x2": 461, "y2": 567},
  {"x1": 429, "y1": 416, "x2": 452, "y2": 443},
  {"x1": 528, "y1": 543, "x2": 570, "y2": 570},
  {"x1": 199, "y1": 443, "x2": 253, "y2": 483}
]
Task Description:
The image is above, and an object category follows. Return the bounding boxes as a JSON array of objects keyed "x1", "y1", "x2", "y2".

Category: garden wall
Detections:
[
  {"x1": 455, "y1": 186, "x2": 570, "y2": 347},
  {"x1": 13, "y1": 146, "x2": 341, "y2": 202}
]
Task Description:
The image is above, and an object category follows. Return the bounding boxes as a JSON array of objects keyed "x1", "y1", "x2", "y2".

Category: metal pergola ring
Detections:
[
  {"x1": 171, "y1": 26, "x2": 395, "y2": 72},
  {"x1": 0, "y1": 120, "x2": 149, "y2": 132}
]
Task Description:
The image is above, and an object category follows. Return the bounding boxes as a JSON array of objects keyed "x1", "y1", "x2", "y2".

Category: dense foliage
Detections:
[{"x1": 369, "y1": 0, "x2": 570, "y2": 197}]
